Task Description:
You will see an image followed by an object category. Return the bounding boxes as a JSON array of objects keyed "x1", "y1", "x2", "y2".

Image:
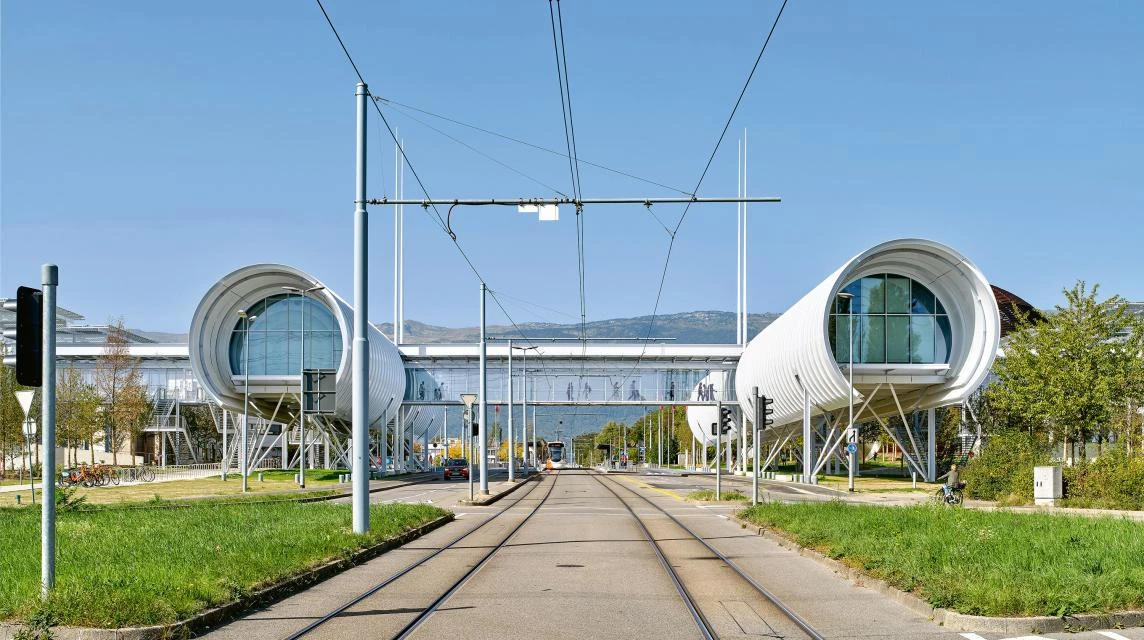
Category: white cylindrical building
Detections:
[
  {"x1": 188, "y1": 264, "x2": 406, "y2": 431},
  {"x1": 685, "y1": 371, "x2": 737, "y2": 445},
  {"x1": 735, "y1": 238, "x2": 1000, "y2": 437}
]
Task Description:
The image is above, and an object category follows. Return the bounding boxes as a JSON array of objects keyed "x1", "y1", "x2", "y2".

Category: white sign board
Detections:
[
  {"x1": 518, "y1": 204, "x2": 559, "y2": 221},
  {"x1": 15, "y1": 389, "x2": 35, "y2": 418}
]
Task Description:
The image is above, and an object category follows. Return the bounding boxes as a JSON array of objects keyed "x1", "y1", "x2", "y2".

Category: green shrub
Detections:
[
  {"x1": 960, "y1": 431, "x2": 1050, "y2": 502},
  {"x1": 1063, "y1": 448, "x2": 1144, "y2": 510}
]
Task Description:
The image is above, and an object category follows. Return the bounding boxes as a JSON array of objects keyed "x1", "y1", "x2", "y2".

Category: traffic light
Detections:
[
  {"x1": 759, "y1": 395, "x2": 775, "y2": 428},
  {"x1": 2, "y1": 286, "x2": 43, "y2": 387},
  {"x1": 719, "y1": 406, "x2": 735, "y2": 434},
  {"x1": 470, "y1": 420, "x2": 479, "y2": 437},
  {"x1": 710, "y1": 422, "x2": 719, "y2": 437}
]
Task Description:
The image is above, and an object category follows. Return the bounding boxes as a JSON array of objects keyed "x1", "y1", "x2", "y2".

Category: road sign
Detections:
[
  {"x1": 846, "y1": 442, "x2": 858, "y2": 455},
  {"x1": 15, "y1": 389, "x2": 35, "y2": 418}
]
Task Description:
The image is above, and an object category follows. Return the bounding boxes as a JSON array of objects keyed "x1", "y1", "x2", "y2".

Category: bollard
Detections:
[
  {"x1": 911, "y1": 471, "x2": 917, "y2": 489},
  {"x1": 294, "y1": 473, "x2": 300, "y2": 484},
  {"x1": 258, "y1": 472, "x2": 264, "y2": 483},
  {"x1": 15, "y1": 494, "x2": 20, "y2": 505}
]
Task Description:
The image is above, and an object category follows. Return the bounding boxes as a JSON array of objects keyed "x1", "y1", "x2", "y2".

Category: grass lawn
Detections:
[
  {"x1": 814, "y1": 474, "x2": 939, "y2": 493},
  {"x1": 0, "y1": 469, "x2": 350, "y2": 508},
  {"x1": 0, "y1": 500, "x2": 448, "y2": 628},
  {"x1": 739, "y1": 501, "x2": 1144, "y2": 617},
  {"x1": 687, "y1": 489, "x2": 750, "y2": 502}
]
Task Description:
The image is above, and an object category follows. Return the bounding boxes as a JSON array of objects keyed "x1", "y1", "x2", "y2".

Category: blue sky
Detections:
[{"x1": 3, "y1": 1, "x2": 1141, "y2": 334}]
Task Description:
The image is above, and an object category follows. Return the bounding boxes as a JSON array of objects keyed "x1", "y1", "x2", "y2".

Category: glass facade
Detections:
[
  {"x1": 830, "y1": 274, "x2": 951, "y2": 365},
  {"x1": 229, "y1": 294, "x2": 342, "y2": 375},
  {"x1": 404, "y1": 364, "x2": 735, "y2": 404}
]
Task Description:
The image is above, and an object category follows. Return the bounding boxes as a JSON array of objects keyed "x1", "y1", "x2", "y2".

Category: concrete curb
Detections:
[
  {"x1": 0, "y1": 513, "x2": 455, "y2": 640},
  {"x1": 729, "y1": 513, "x2": 1144, "y2": 634},
  {"x1": 460, "y1": 472, "x2": 541, "y2": 506}
]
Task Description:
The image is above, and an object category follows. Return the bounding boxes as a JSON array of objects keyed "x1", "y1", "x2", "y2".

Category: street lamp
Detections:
[
  {"x1": 236, "y1": 309, "x2": 257, "y2": 493},
  {"x1": 284, "y1": 285, "x2": 325, "y2": 488},
  {"x1": 461, "y1": 393, "x2": 478, "y2": 502},
  {"x1": 510, "y1": 344, "x2": 539, "y2": 472},
  {"x1": 837, "y1": 291, "x2": 856, "y2": 492}
]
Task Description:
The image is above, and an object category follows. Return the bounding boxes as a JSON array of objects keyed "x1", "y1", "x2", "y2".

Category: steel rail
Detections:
[
  {"x1": 280, "y1": 473, "x2": 550, "y2": 640},
  {"x1": 595, "y1": 471, "x2": 827, "y2": 640},
  {"x1": 392, "y1": 471, "x2": 561, "y2": 640},
  {"x1": 590, "y1": 472, "x2": 716, "y2": 640}
]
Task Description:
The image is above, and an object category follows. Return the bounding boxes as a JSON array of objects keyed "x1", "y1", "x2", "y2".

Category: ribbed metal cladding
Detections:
[
  {"x1": 405, "y1": 405, "x2": 445, "y2": 439},
  {"x1": 188, "y1": 264, "x2": 405, "y2": 432},
  {"x1": 685, "y1": 371, "x2": 737, "y2": 445},
  {"x1": 734, "y1": 238, "x2": 1000, "y2": 434}
]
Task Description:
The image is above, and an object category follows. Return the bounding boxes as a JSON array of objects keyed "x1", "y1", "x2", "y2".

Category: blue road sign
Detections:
[{"x1": 846, "y1": 442, "x2": 858, "y2": 454}]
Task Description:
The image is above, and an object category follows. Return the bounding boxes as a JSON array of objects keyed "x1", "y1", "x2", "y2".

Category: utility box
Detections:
[{"x1": 1034, "y1": 466, "x2": 1062, "y2": 506}]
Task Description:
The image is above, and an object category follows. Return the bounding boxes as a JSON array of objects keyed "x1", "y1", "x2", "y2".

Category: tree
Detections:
[
  {"x1": 987, "y1": 282, "x2": 1144, "y2": 461},
  {"x1": 0, "y1": 344, "x2": 33, "y2": 476},
  {"x1": 56, "y1": 366, "x2": 101, "y2": 467},
  {"x1": 94, "y1": 320, "x2": 152, "y2": 465}
]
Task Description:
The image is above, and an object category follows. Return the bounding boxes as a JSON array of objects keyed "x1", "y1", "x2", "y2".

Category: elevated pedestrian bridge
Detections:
[{"x1": 399, "y1": 342, "x2": 743, "y2": 406}]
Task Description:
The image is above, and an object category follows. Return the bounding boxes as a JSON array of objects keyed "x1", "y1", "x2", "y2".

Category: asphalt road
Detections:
[{"x1": 199, "y1": 469, "x2": 1144, "y2": 640}]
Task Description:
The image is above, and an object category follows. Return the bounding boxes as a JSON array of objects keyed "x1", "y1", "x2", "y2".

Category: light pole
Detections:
[
  {"x1": 507, "y1": 339, "x2": 513, "y2": 482},
  {"x1": 510, "y1": 344, "x2": 538, "y2": 472},
  {"x1": 478, "y1": 284, "x2": 489, "y2": 495},
  {"x1": 236, "y1": 309, "x2": 257, "y2": 493},
  {"x1": 284, "y1": 285, "x2": 325, "y2": 488},
  {"x1": 461, "y1": 393, "x2": 477, "y2": 502},
  {"x1": 838, "y1": 291, "x2": 856, "y2": 492}
]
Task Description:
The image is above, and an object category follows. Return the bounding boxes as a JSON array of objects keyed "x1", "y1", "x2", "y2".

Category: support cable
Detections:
[
  {"x1": 619, "y1": 0, "x2": 789, "y2": 389},
  {"x1": 377, "y1": 96, "x2": 693, "y2": 196},
  {"x1": 315, "y1": 0, "x2": 559, "y2": 384},
  {"x1": 375, "y1": 97, "x2": 568, "y2": 198}
]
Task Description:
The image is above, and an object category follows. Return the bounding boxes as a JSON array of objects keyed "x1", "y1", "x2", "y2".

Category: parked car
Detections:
[{"x1": 443, "y1": 458, "x2": 469, "y2": 480}]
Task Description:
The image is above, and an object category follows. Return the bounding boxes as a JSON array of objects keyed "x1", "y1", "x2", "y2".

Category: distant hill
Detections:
[
  {"x1": 375, "y1": 310, "x2": 779, "y2": 344},
  {"x1": 126, "y1": 311, "x2": 779, "y2": 345}
]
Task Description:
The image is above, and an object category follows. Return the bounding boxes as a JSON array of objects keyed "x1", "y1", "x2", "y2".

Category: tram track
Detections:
[
  {"x1": 592, "y1": 471, "x2": 826, "y2": 640},
  {"x1": 281, "y1": 471, "x2": 558, "y2": 640}
]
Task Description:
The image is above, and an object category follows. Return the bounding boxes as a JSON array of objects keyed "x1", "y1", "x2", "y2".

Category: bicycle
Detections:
[{"x1": 934, "y1": 483, "x2": 965, "y2": 506}]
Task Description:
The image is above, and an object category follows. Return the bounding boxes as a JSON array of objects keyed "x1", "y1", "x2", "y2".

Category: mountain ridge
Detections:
[{"x1": 375, "y1": 310, "x2": 778, "y2": 344}]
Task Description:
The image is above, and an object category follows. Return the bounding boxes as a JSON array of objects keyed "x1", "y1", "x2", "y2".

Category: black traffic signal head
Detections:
[
  {"x1": 470, "y1": 420, "x2": 479, "y2": 437},
  {"x1": 760, "y1": 395, "x2": 775, "y2": 427},
  {"x1": 2, "y1": 286, "x2": 43, "y2": 387},
  {"x1": 710, "y1": 422, "x2": 719, "y2": 437},
  {"x1": 719, "y1": 407, "x2": 734, "y2": 434}
]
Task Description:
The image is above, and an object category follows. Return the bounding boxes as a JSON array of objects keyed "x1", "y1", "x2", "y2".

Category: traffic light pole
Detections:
[
  {"x1": 41, "y1": 264, "x2": 58, "y2": 599},
  {"x1": 715, "y1": 400, "x2": 722, "y2": 500},
  {"x1": 752, "y1": 387, "x2": 761, "y2": 505}
]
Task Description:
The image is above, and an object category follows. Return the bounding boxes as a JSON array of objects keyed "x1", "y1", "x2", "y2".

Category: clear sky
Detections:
[{"x1": 3, "y1": 1, "x2": 1141, "y2": 334}]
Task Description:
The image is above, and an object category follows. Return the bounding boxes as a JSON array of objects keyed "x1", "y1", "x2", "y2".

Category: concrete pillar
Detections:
[
  {"x1": 281, "y1": 425, "x2": 289, "y2": 469},
  {"x1": 801, "y1": 387, "x2": 813, "y2": 484},
  {"x1": 926, "y1": 407, "x2": 937, "y2": 482}
]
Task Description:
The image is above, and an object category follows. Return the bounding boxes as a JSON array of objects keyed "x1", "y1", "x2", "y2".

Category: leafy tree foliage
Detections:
[
  {"x1": 94, "y1": 320, "x2": 152, "y2": 466},
  {"x1": 0, "y1": 344, "x2": 35, "y2": 475},
  {"x1": 57, "y1": 365, "x2": 101, "y2": 466},
  {"x1": 987, "y1": 282, "x2": 1144, "y2": 459}
]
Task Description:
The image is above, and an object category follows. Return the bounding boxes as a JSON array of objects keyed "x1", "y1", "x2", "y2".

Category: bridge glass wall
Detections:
[
  {"x1": 404, "y1": 363, "x2": 737, "y2": 404},
  {"x1": 829, "y1": 274, "x2": 952, "y2": 365},
  {"x1": 228, "y1": 294, "x2": 342, "y2": 375}
]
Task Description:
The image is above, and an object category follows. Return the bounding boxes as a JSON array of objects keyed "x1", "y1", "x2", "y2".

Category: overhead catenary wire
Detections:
[
  {"x1": 376, "y1": 96, "x2": 693, "y2": 197},
  {"x1": 548, "y1": 0, "x2": 590, "y2": 396},
  {"x1": 619, "y1": 0, "x2": 789, "y2": 390},
  {"x1": 375, "y1": 97, "x2": 568, "y2": 198},
  {"x1": 548, "y1": 0, "x2": 588, "y2": 347},
  {"x1": 314, "y1": 0, "x2": 564, "y2": 379}
]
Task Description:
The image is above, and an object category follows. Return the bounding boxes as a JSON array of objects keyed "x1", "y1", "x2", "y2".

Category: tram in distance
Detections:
[{"x1": 546, "y1": 441, "x2": 568, "y2": 470}]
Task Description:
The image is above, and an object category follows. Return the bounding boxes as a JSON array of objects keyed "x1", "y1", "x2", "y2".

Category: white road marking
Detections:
[
  {"x1": 1097, "y1": 632, "x2": 1133, "y2": 640},
  {"x1": 959, "y1": 634, "x2": 988, "y2": 640}
]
